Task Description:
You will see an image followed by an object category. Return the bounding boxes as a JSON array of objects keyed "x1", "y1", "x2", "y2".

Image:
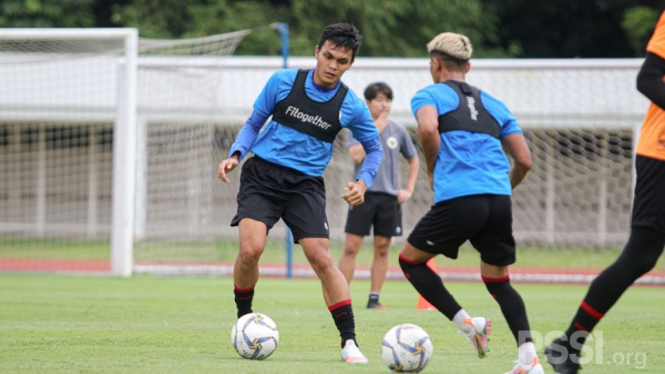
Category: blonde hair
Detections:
[{"x1": 426, "y1": 32, "x2": 472, "y2": 61}]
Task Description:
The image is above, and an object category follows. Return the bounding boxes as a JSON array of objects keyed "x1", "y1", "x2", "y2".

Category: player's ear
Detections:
[
  {"x1": 430, "y1": 57, "x2": 440, "y2": 72},
  {"x1": 465, "y1": 62, "x2": 471, "y2": 74},
  {"x1": 314, "y1": 45, "x2": 320, "y2": 57}
]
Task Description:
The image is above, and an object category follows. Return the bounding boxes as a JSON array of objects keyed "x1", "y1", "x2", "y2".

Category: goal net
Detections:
[
  {"x1": 0, "y1": 28, "x2": 252, "y2": 274},
  {"x1": 1, "y1": 30, "x2": 660, "y2": 282}
]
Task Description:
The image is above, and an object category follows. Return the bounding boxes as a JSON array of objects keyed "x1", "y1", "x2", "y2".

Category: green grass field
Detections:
[{"x1": 1, "y1": 274, "x2": 663, "y2": 373}]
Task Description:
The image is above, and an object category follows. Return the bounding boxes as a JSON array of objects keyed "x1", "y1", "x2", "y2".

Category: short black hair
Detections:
[
  {"x1": 364, "y1": 82, "x2": 393, "y2": 101},
  {"x1": 430, "y1": 50, "x2": 468, "y2": 72},
  {"x1": 317, "y1": 23, "x2": 363, "y2": 60}
]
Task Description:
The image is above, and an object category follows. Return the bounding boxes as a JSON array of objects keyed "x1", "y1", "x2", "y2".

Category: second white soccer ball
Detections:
[
  {"x1": 381, "y1": 323, "x2": 433, "y2": 373},
  {"x1": 231, "y1": 312, "x2": 279, "y2": 360}
]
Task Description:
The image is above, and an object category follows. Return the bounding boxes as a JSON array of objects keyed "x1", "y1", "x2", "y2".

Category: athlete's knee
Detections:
[
  {"x1": 342, "y1": 243, "x2": 360, "y2": 257},
  {"x1": 342, "y1": 235, "x2": 363, "y2": 256},
  {"x1": 619, "y1": 227, "x2": 665, "y2": 277},
  {"x1": 306, "y1": 246, "x2": 335, "y2": 272},
  {"x1": 398, "y1": 253, "x2": 424, "y2": 273},
  {"x1": 483, "y1": 275, "x2": 514, "y2": 296},
  {"x1": 629, "y1": 252, "x2": 660, "y2": 277},
  {"x1": 237, "y1": 242, "x2": 263, "y2": 263},
  {"x1": 374, "y1": 243, "x2": 390, "y2": 258}
]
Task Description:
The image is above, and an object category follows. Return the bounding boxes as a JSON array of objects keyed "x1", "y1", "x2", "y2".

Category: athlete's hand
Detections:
[
  {"x1": 218, "y1": 156, "x2": 239, "y2": 183},
  {"x1": 342, "y1": 180, "x2": 367, "y2": 206},
  {"x1": 396, "y1": 189, "x2": 413, "y2": 204}
]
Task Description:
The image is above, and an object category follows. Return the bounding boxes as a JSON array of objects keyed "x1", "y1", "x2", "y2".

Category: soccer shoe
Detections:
[
  {"x1": 544, "y1": 337, "x2": 581, "y2": 374},
  {"x1": 366, "y1": 300, "x2": 387, "y2": 310},
  {"x1": 461, "y1": 317, "x2": 491, "y2": 358},
  {"x1": 341, "y1": 340, "x2": 369, "y2": 364},
  {"x1": 504, "y1": 357, "x2": 545, "y2": 374}
]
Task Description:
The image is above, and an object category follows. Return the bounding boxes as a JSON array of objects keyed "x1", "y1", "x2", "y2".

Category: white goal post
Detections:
[{"x1": 0, "y1": 28, "x2": 138, "y2": 276}]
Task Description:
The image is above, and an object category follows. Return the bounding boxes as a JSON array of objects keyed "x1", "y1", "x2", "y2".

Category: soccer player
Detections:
[
  {"x1": 338, "y1": 82, "x2": 419, "y2": 310},
  {"x1": 398, "y1": 32, "x2": 544, "y2": 374},
  {"x1": 217, "y1": 23, "x2": 383, "y2": 364},
  {"x1": 545, "y1": 12, "x2": 665, "y2": 374}
]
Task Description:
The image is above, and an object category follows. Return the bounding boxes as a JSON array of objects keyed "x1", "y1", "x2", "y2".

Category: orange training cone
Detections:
[{"x1": 416, "y1": 258, "x2": 438, "y2": 311}]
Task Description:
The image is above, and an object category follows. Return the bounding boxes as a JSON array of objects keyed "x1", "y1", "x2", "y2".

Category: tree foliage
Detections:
[
  {"x1": 0, "y1": 0, "x2": 662, "y2": 58},
  {"x1": 622, "y1": 5, "x2": 661, "y2": 55},
  {"x1": 0, "y1": 0, "x2": 96, "y2": 27},
  {"x1": 492, "y1": 0, "x2": 663, "y2": 57}
]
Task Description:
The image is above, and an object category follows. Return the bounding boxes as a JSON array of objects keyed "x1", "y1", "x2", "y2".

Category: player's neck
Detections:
[
  {"x1": 437, "y1": 71, "x2": 466, "y2": 83},
  {"x1": 373, "y1": 118, "x2": 389, "y2": 132}
]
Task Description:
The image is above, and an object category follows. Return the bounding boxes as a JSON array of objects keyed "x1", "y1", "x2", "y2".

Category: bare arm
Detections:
[
  {"x1": 342, "y1": 137, "x2": 382, "y2": 206},
  {"x1": 341, "y1": 179, "x2": 367, "y2": 206},
  {"x1": 397, "y1": 156, "x2": 420, "y2": 203},
  {"x1": 348, "y1": 144, "x2": 365, "y2": 164},
  {"x1": 218, "y1": 110, "x2": 268, "y2": 184},
  {"x1": 415, "y1": 105, "x2": 440, "y2": 190},
  {"x1": 218, "y1": 153, "x2": 240, "y2": 183},
  {"x1": 502, "y1": 133, "x2": 532, "y2": 189}
]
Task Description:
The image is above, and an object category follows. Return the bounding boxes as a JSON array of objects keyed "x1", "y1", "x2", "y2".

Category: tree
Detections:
[
  {"x1": 103, "y1": 0, "x2": 511, "y2": 57},
  {"x1": 491, "y1": 0, "x2": 662, "y2": 58},
  {"x1": 1, "y1": 0, "x2": 661, "y2": 58},
  {"x1": 622, "y1": 6, "x2": 661, "y2": 55},
  {"x1": 0, "y1": 0, "x2": 96, "y2": 27},
  {"x1": 285, "y1": 0, "x2": 509, "y2": 57}
]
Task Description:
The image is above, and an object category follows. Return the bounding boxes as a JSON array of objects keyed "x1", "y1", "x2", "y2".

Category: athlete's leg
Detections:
[
  {"x1": 480, "y1": 262, "x2": 532, "y2": 346},
  {"x1": 370, "y1": 235, "x2": 391, "y2": 294},
  {"x1": 545, "y1": 227, "x2": 664, "y2": 374},
  {"x1": 398, "y1": 243, "x2": 458, "y2": 318},
  {"x1": 338, "y1": 233, "x2": 364, "y2": 284},
  {"x1": 233, "y1": 218, "x2": 268, "y2": 318},
  {"x1": 365, "y1": 235, "x2": 391, "y2": 309},
  {"x1": 558, "y1": 227, "x2": 665, "y2": 353},
  {"x1": 301, "y1": 237, "x2": 349, "y2": 304},
  {"x1": 482, "y1": 262, "x2": 543, "y2": 372},
  {"x1": 300, "y1": 237, "x2": 365, "y2": 352},
  {"x1": 400, "y1": 243, "x2": 490, "y2": 357}
]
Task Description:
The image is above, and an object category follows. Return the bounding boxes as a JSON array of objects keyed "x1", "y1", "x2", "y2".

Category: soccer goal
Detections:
[{"x1": 0, "y1": 27, "x2": 267, "y2": 276}]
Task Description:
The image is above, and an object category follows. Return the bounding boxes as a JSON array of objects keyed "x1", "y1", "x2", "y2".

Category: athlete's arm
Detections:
[
  {"x1": 637, "y1": 52, "x2": 665, "y2": 110},
  {"x1": 348, "y1": 144, "x2": 365, "y2": 163},
  {"x1": 502, "y1": 133, "x2": 532, "y2": 189},
  {"x1": 356, "y1": 136, "x2": 382, "y2": 188},
  {"x1": 398, "y1": 155, "x2": 420, "y2": 203},
  {"x1": 228, "y1": 110, "x2": 270, "y2": 161},
  {"x1": 218, "y1": 110, "x2": 269, "y2": 183},
  {"x1": 415, "y1": 105, "x2": 439, "y2": 190},
  {"x1": 341, "y1": 136, "x2": 381, "y2": 206}
]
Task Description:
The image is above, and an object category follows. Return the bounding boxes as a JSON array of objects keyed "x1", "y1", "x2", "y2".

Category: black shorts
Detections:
[
  {"x1": 407, "y1": 194, "x2": 516, "y2": 266},
  {"x1": 631, "y1": 155, "x2": 665, "y2": 234},
  {"x1": 344, "y1": 192, "x2": 403, "y2": 237},
  {"x1": 230, "y1": 156, "x2": 329, "y2": 242}
]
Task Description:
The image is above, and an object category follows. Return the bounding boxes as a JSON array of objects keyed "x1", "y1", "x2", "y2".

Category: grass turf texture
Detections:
[{"x1": 1, "y1": 274, "x2": 663, "y2": 373}]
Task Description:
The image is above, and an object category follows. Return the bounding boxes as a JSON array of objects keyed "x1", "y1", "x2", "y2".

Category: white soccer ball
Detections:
[
  {"x1": 231, "y1": 313, "x2": 279, "y2": 360},
  {"x1": 381, "y1": 323, "x2": 433, "y2": 373}
]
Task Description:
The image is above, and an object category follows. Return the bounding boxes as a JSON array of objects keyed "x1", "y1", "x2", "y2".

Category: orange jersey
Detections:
[{"x1": 637, "y1": 11, "x2": 665, "y2": 161}]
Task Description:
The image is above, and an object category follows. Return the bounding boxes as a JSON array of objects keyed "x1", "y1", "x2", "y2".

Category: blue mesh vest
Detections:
[
  {"x1": 438, "y1": 81, "x2": 500, "y2": 138},
  {"x1": 271, "y1": 69, "x2": 348, "y2": 143}
]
